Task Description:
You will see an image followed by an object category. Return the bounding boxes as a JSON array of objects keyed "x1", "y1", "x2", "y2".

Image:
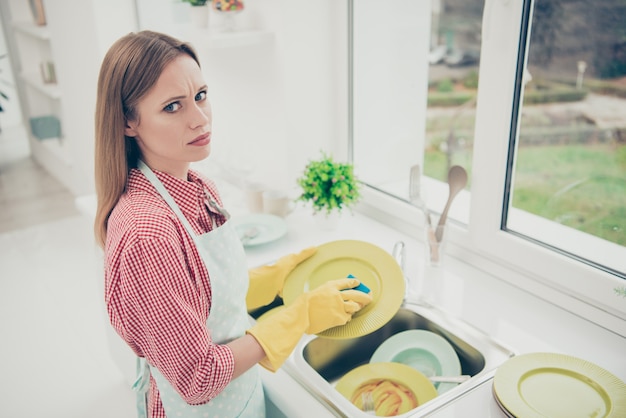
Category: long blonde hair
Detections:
[{"x1": 94, "y1": 31, "x2": 200, "y2": 248}]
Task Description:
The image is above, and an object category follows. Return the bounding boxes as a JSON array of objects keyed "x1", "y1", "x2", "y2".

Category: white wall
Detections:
[
  {"x1": 42, "y1": 0, "x2": 137, "y2": 195},
  {"x1": 352, "y1": 0, "x2": 431, "y2": 189},
  {"x1": 0, "y1": 12, "x2": 22, "y2": 128},
  {"x1": 4, "y1": 0, "x2": 347, "y2": 195},
  {"x1": 138, "y1": 0, "x2": 349, "y2": 192}
]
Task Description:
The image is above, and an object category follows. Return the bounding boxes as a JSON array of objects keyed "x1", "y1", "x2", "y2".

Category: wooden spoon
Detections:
[{"x1": 435, "y1": 166, "x2": 468, "y2": 242}]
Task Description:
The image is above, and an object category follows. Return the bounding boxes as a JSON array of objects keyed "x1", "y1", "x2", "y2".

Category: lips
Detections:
[{"x1": 188, "y1": 132, "x2": 211, "y2": 146}]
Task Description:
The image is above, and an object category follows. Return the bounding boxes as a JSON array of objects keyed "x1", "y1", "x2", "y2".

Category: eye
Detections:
[
  {"x1": 163, "y1": 102, "x2": 181, "y2": 113},
  {"x1": 195, "y1": 90, "x2": 207, "y2": 102}
]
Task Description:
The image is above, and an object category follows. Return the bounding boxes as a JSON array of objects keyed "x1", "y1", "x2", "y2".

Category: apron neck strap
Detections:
[{"x1": 138, "y1": 160, "x2": 200, "y2": 243}]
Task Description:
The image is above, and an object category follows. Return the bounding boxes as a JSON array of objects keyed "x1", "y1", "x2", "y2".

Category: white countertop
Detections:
[
  {"x1": 238, "y1": 206, "x2": 625, "y2": 417},
  {"x1": 76, "y1": 177, "x2": 626, "y2": 417}
]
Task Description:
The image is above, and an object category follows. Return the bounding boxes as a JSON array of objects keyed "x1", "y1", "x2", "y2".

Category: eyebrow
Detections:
[
  {"x1": 160, "y1": 95, "x2": 185, "y2": 107},
  {"x1": 160, "y1": 85, "x2": 208, "y2": 107}
]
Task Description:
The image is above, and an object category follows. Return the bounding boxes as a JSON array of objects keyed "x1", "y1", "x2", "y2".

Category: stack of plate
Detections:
[
  {"x1": 493, "y1": 352, "x2": 626, "y2": 418},
  {"x1": 370, "y1": 330, "x2": 462, "y2": 395}
]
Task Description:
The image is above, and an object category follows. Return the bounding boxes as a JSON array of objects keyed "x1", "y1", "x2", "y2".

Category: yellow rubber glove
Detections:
[
  {"x1": 246, "y1": 277, "x2": 373, "y2": 372},
  {"x1": 246, "y1": 247, "x2": 317, "y2": 310}
]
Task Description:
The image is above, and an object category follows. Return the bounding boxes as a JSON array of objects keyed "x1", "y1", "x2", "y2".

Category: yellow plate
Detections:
[
  {"x1": 282, "y1": 240, "x2": 405, "y2": 339},
  {"x1": 335, "y1": 362, "x2": 437, "y2": 416},
  {"x1": 493, "y1": 352, "x2": 626, "y2": 418}
]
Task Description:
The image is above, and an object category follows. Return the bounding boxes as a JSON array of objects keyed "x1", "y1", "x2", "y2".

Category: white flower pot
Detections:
[
  {"x1": 190, "y1": 5, "x2": 210, "y2": 29},
  {"x1": 314, "y1": 211, "x2": 342, "y2": 231},
  {"x1": 212, "y1": 10, "x2": 241, "y2": 32}
]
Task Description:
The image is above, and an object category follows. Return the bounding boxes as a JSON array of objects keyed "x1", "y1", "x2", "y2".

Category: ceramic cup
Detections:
[
  {"x1": 262, "y1": 190, "x2": 294, "y2": 218},
  {"x1": 243, "y1": 182, "x2": 265, "y2": 213}
]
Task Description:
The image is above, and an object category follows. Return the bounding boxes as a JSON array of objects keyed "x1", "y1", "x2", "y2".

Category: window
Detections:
[
  {"x1": 350, "y1": 0, "x2": 626, "y2": 333},
  {"x1": 507, "y1": 0, "x2": 626, "y2": 275}
]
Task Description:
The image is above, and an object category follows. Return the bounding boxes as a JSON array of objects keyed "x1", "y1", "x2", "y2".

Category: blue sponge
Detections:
[{"x1": 345, "y1": 274, "x2": 371, "y2": 294}]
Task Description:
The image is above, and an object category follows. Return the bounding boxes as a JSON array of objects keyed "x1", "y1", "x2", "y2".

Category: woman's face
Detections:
[{"x1": 125, "y1": 54, "x2": 212, "y2": 179}]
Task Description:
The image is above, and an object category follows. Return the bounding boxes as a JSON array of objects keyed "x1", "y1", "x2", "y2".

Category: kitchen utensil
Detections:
[
  {"x1": 282, "y1": 240, "x2": 405, "y2": 339},
  {"x1": 429, "y1": 375, "x2": 471, "y2": 384},
  {"x1": 361, "y1": 392, "x2": 376, "y2": 415},
  {"x1": 435, "y1": 165, "x2": 467, "y2": 242}
]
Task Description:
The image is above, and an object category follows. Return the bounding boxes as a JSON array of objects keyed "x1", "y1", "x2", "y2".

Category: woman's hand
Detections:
[{"x1": 246, "y1": 247, "x2": 317, "y2": 310}]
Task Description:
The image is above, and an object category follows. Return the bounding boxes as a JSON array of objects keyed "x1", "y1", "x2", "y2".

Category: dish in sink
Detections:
[
  {"x1": 370, "y1": 330, "x2": 462, "y2": 394},
  {"x1": 288, "y1": 303, "x2": 516, "y2": 417},
  {"x1": 335, "y1": 362, "x2": 437, "y2": 416}
]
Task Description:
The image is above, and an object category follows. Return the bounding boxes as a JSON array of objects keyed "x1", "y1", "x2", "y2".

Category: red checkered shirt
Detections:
[{"x1": 104, "y1": 168, "x2": 235, "y2": 418}]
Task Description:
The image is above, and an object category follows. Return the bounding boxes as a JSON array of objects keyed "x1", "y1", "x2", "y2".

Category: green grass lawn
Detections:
[
  {"x1": 424, "y1": 143, "x2": 626, "y2": 245},
  {"x1": 512, "y1": 143, "x2": 626, "y2": 245}
]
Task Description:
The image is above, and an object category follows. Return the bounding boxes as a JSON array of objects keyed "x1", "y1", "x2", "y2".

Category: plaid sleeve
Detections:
[{"x1": 116, "y1": 236, "x2": 235, "y2": 404}]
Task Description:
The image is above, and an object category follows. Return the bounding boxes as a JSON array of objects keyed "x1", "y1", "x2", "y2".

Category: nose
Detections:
[{"x1": 189, "y1": 102, "x2": 211, "y2": 129}]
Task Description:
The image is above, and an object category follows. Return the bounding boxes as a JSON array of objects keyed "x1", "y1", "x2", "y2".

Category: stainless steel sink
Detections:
[{"x1": 261, "y1": 300, "x2": 515, "y2": 417}]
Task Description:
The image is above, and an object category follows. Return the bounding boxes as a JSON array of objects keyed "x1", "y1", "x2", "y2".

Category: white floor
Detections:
[{"x1": 0, "y1": 125, "x2": 135, "y2": 417}]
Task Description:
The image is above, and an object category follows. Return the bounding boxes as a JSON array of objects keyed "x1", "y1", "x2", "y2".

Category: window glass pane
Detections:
[
  {"x1": 507, "y1": 0, "x2": 626, "y2": 275},
  {"x1": 351, "y1": 0, "x2": 484, "y2": 225},
  {"x1": 424, "y1": 0, "x2": 483, "y2": 224},
  {"x1": 351, "y1": 0, "x2": 430, "y2": 198}
]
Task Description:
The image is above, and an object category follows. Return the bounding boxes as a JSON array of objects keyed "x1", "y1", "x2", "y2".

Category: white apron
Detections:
[{"x1": 133, "y1": 161, "x2": 265, "y2": 418}]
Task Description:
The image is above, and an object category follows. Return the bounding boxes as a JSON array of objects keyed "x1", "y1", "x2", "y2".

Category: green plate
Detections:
[
  {"x1": 370, "y1": 330, "x2": 462, "y2": 394},
  {"x1": 231, "y1": 213, "x2": 287, "y2": 247},
  {"x1": 282, "y1": 240, "x2": 405, "y2": 339},
  {"x1": 493, "y1": 352, "x2": 626, "y2": 418}
]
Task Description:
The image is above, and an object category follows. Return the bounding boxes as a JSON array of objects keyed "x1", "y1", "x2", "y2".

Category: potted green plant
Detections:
[
  {"x1": 297, "y1": 152, "x2": 361, "y2": 222},
  {"x1": 182, "y1": 0, "x2": 208, "y2": 5}
]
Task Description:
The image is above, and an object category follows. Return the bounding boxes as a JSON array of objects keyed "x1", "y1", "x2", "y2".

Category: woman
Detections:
[{"x1": 94, "y1": 30, "x2": 372, "y2": 418}]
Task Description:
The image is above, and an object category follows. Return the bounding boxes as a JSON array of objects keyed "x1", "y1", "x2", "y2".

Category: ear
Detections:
[{"x1": 124, "y1": 120, "x2": 138, "y2": 138}]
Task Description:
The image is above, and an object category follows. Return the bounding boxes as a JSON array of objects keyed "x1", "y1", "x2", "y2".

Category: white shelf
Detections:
[
  {"x1": 191, "y1": 30, "x2": 274, "y2": 49},
  {"x1": 12, "y1": 21, "x2": 50, "y2": 40},
  {"x1": 19, "y1": 72, "x2": 61, "y2": 99}
]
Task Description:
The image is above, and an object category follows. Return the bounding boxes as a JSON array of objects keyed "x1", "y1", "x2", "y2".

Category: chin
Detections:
[{"x1": 190, "y1": 146, "x2": 211, "y2": 162}]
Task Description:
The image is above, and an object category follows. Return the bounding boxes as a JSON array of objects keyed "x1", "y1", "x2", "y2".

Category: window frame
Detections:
[
  {"x1": 351, "y1": 0, "x2": 626, "y2": 336},
  {"x1": 473, "y1": 0, "x2": 625, "y2": 329}
]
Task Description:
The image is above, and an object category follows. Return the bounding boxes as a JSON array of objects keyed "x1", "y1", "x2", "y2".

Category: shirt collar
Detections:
[{"x1": 129, "y1": 168, "x2": 214, "y2": 220}]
